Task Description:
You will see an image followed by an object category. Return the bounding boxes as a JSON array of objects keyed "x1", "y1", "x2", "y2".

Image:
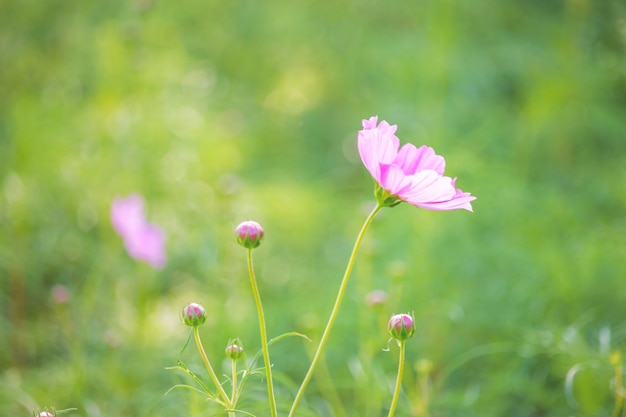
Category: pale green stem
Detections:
[
  {"x1": 612, "y1": 356, "x2": 623, "y2": 417},
  {"x1": 387, "y1": 340, "x2": 406, "y2": 417},
  {"x1": 417, "y1": 371, "x2": 431, "y2": 417},
  {"x1": 193, "y1": 327, "x2": 231, "y2": 406},
  {"x1": 231, "y1": 358, "x2": 238, "y2": 407},
  {"x1": 288, "y1": 203, "x2": 382, "y2": 417},
  {"x1": 247, "y1": 249, "x2": 278, "y2": 417}
]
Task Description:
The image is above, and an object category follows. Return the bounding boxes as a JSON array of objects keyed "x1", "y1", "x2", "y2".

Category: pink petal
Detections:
[
  {"x1": 361, "y1": 116, "x2": 379, "y2": 129},
  {"x1": 416, "y1": 188, "x2": 476, "y2": 211},
  {"x1": 379, "y1": 164, "x2": 415, "y2": 196},
  {"x1": 111, "y1": 194, "x2": 167, "y2": 268},
  {"x1": 111, "y1": 194, "x2": 145, "y2": 239},
  {"x1": 124, "y1": 224, "x2": 167, "y2": 269},
  {"x1": 358, "y1": 118, "x2": 400, "y2": 182},
  {"x1": 395, "y1": 145, "x2": 446, "y2": 176},
  {"x1": 400, "y1": 171, "x2": 456, "y2": 205}
]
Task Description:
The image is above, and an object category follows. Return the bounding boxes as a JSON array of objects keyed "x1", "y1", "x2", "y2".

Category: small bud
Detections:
[
  {"x1": 182, "y1": 303, "x2": 207, "y2": 327},
  {"x1": 225, "y1": 339, "x2": 244, "y2": 360},
  {"x1": 235, "y1": 221, "x2": 264, "y2": 249},
  {"x1": 39, "y1": 412, "x2": 54, "y2": 417},
  {"x1": 388, "y1": 313, "x2": 415, "y2": 341}
]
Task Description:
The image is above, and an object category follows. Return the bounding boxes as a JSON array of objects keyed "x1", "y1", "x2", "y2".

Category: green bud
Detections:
[
  {"x1": 235, "y1": 221, "x2": 265, "y2": 249},
  {"x1": 388, "y1": 313, "x2": 415, "y2": 341},
  {"x1": 225, "y1": 338, "x2": 244, "y2": 360},
  {"x1": 181, "y1": 303, "x2": 207, "y2": 327}
]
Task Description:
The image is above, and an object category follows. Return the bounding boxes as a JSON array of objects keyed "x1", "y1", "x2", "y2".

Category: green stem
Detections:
[
  {"x1": 612, "y1": 355, "x2": 624, "y2": 417},
  {"x1": 288, "y1": 203, "x2": 382, "y2": 417},
  {"x1": 247, "y1": 249, "x2": 278, "y2": 417},
  {"x1": 193, "y1": 326, "x2": 231, "y2": 406},
  {"x1": 387, "y1": 340, "x2": 406, "y2": 417},
  {"x1": 231, "y1": 357, "x2": 240, "y2": 408}
]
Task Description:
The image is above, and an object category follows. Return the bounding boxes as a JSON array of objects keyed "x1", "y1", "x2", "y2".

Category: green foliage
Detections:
[{"x1": 1, "y1": 0, "x2": 625, "y2": 416}]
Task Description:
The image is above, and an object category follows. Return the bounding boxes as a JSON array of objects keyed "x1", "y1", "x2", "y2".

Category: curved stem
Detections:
[
  {"x1": 387, "y1": 340, "x2": 406, "y2": 417},
  {"x1": 247, "y1": 249, "x2": 278, "y2": 417},
  {"x1": 288, "y1": 203, "x2": 382, "y2": 417},
  {"x1": 193, "y1": 327, "x2": 231, "y2": 405}
]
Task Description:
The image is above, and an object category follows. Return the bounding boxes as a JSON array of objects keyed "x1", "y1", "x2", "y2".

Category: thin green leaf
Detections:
[
  {"x1": 178, "y1": 328, "x2": 193, "y2": 357},
  {"x1": 225, "y1": 408, "x2": 258, "y2": 417},
  {"x1": 249, "y1": 331, "x2": 311, "y2": 368},
  {"x1": 166, "y1": 360, "x2": 213, "y2": 395},
  {"x1": 164, "y1": 384, "x2": 228, "y2": 407}
]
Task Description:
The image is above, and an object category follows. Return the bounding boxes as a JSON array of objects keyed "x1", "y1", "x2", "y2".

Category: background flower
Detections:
[{"x1": 111, "y1": 194, "x2": 166, "y2": 269}]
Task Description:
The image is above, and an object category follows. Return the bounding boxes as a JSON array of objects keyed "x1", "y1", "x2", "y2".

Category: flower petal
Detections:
[
  {"x1": 111, "y1": 194, "x2": 167, "y2": 268},
  {"x1": 379, "y1": 163, "x2": 415, "y2": 196},
  {"x1": 111, "y1": 194, "x2": 145, "y2": 239},
  {"x1": 358, "y1": 118, "x2": 400, "y2": 182},
  {"x1": 124, "y1": 223, "x2": 167, "y2": 269},
  {"x1": 362, "y1": 116, "x2": 378, "y2": 130},
  {"x1": 400, "y1": 170, "x2": 456, "y2": 205},
  {"x1": 415, "y1": 187, "x2": 476, "y2": 211},
  {"x1": 395, "y1": 144, "x2": 446, "y2": 176}
]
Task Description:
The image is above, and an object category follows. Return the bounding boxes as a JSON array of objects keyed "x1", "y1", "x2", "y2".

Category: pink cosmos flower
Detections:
[
  {"x1": 358, "y1": 116, "x2": 475, "y2": 211},
  {"x1": 111, "y1": 194, "x2": 166, "y2": 269}
]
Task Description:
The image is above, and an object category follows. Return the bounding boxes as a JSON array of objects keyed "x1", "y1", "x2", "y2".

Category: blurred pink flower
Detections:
[
  {"x1": 50, "y1": 284, "x2": 70, "y2": 305},
  {"x1": 358, "y1": 116, "x2": 475, "y2": 211},
  {"x1": 111, "y1": 194, "x2": 166, "y2": 269}
]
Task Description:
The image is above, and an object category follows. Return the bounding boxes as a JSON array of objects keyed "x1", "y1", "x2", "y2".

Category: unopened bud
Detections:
[
  {"x1": 388, "y1": 313, "x2": 415, "y2": 341},
  {"x1": 181, "y1": 303, "x2": 207, "y2": 327},
  {"x1": 225, "y1": 339, "x2": 244, "y2": 360},
  {"x1": 235, "y1": 221, "x2": 264, "y2": 249}
]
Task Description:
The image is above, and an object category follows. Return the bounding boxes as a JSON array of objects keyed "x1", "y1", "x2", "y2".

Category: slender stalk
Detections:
[
  {"x1": 612, "y1": 352, "x2": 624, "y2": 417},
  {"x1": 231, "y1": 358, "x2": 238, "y2": 406},
  {"x1": 228, "y1": 357, "x2": 240, "y2": 417},
  {"x1": 193, "y1": 327, "x2": 231, "y2": 405},
  {"x1": 288, "y1": 203, "x2": 382, "y2": 417},
  {"x1": 247, "y1": 249, "x2": 278, "y2": 417},
  {"x1": 387, "y1": 340, "x2": 406, "y2": 417},
  {"x1": 416, "y1": 370, "x2": 431, "y2": 417}
]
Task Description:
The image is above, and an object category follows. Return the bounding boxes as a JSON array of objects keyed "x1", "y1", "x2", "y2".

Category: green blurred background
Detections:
[{"x1": 1, "y1": 0, "x2": 625, "y2": 416}]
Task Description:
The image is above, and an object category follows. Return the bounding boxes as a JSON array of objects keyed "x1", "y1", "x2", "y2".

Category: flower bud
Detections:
[
  {"x1": 235, "y1": 221, "x2": 264, "y2": 249},
  {"x1": 225, "y1": 339, "x2": 244, "y2": 360},
  {"x1": 388, "y1": 313, "x2": 415, "y2": 341},
  {"x1": 181, "y1": 303, "x2": 207, "y2": 327},
  {"x1": 39, "y1": 412, "x2": 54, "y2": 417}
]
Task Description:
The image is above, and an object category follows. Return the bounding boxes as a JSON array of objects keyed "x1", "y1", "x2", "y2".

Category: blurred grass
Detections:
[{"x1": 1, "y1": 0, "x2": 626, "y2": 416}]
